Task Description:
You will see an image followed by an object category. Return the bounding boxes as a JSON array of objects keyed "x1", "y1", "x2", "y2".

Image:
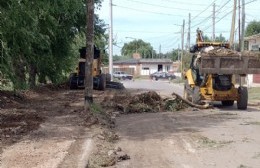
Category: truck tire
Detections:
[
  {"x1": 192, "y1": 86, "x2": 201, "y2": 104},
  {"x1": 97, "y1": 74, "x2": 106, "y2": 90},
  {"x1": 222, "y1": 100, "x2": 234, "y2": 106},
  {"x1": 237, "y1": 86, "x2": 248, "y2": 110}
]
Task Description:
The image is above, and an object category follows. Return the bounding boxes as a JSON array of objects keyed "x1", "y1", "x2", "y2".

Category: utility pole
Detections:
[
  {"x1": 241, "y1": 0, "x2": 245, "y2": 52},
  {"x1": 159, "y1": 44, "x2": 161, "y2": 58},
  {"x1": 213, "y1": 3, "x2": 216, "y2": 41},
  {"x1": 85, "y1": 0, "x2": 94, "y2": 112},
  {"x1": 181, "y1": 19, "x2": 185, "y2": 75},
  {"x1": 230, "y1": 0, "x2": 237, "y2": 48},
  {"x1": 238, "y1": 0, "x2": 241, "y2": 51},
  {"x1": 187, "y1": 13, "x2": 191, "y2": 50},
  {"x1": 109, "y1": 0, "x2": 113, "y2": 80},
  {"x1": 178, "y1": 44, "x2": 180, "y2": 61}
]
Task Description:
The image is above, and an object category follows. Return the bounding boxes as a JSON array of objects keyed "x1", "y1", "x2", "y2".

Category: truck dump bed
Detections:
[{"x1": 199, "y1": 49, "x2": 260, "y2": 74}]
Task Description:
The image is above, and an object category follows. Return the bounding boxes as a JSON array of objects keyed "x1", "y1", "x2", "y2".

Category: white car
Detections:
[{"x1": 113, "y1": 71, "x2": 133, "y2": 80}]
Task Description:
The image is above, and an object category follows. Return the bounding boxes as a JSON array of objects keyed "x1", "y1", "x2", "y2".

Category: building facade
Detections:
[
  {"x1": 111, "y1": 58, "x2": 179, "y2": 76},
  {"x1": 244, "y1": 33, "x2": 260, "y2": 85}
]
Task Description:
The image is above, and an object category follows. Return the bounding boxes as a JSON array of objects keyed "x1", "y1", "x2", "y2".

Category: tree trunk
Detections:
[
  {"x1": 13, "y1": 54, "x2": 27, "y2": 89},
  {"x1": 29, "y1": 63, "x2": 37, "y2": 88}
]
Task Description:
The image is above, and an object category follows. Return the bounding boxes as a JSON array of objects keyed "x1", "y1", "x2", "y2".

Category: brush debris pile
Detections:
[{"x1": 102, "y1": 91, "x2": 190, "y2": 113}]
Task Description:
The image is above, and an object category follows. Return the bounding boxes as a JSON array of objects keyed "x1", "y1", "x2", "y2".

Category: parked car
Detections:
[
  {"x1": 113, "y1": 71, "x2": 133, "y2": 80},
  {"x1": 150, "y1": 71, "x2": 176, "y2": 81}
]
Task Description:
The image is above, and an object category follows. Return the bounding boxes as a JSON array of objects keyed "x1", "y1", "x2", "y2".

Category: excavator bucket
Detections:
[{"x1": 198, "y1": 50, "x2": 260, "y2": 75}]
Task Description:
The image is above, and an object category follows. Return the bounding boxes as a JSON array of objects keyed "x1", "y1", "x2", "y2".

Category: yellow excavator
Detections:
[{"x1": 184, "y1": 29, "x2": 260, "y2": 109}]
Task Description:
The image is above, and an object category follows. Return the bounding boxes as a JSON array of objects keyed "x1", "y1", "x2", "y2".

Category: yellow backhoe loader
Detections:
[{"x1": 184, "y1": 29, "x2": 260, "y2": 109}]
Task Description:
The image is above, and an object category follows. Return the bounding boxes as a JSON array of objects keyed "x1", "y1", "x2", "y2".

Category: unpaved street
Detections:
[
  {"x1": 1, "y1": 80, "x2": 260, "y2": 168},
  {"x1": 115, "y1": 80, "x2": 260, "y2": 168},
  {"x1": 115, "y1": 110, "x2": 260, "y2": 168}
]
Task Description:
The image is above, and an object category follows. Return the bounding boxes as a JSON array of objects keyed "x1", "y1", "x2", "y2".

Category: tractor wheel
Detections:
[
  {"x1": 69, "y1": 73, "x2": 78, "y2": 90},
  {"x1": 221, "y1": 100, "x2": 234, "y2": 106},
  {"x1": 237, "y1": 86, "x2": 248, "y2": 110},
  {"x1": 98, "y1": 74, "x2": 106, "y2": 91},
  {"x1": 106, "y1": 73, "x2": 111, "y2": 82},
  {"x1": 192, "y1": 86, "x2": 201, "y2": 104}
]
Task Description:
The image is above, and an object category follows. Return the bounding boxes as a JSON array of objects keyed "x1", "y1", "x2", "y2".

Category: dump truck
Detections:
[
  {"x1": 69, "y1": 47, "x2": 124, "y2": 90},
  {"x1": 184, "y1": 29, "x2": 260, "y2": 109}
]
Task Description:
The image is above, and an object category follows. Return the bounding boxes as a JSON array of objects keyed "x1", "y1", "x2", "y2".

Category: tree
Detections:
[
  {"x1": 215, "y1": 34, "x2": 226, "y2": 42},
  {"x1": 121, "y1": 39, "x2": 155, "y2": 58},
  {"x1": 245, "y1": 20, "x2": 260, "y2": 37},
  {"x1": 203, "y1": 34, "x2": 226, "y2": 42},
  {"x1": 161, "y1": 49, "x2": 179, "y2": 61},
  {"x1": 0, "y1": 0, "x2": 106, "y2": 90}
]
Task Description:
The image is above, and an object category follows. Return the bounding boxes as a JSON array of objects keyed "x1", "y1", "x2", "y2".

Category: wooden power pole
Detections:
[
  {"x1": 241, "y1": 0, "x2": 245, "y2": 52},
  {"x1": 85, "y1": 0, "x2": 94, "y2": 112},
  {"x1": 213, "y1": 3, "x2": 215, "y2": 41},
  {"x1": 181, "y1": 19, "x2": 185, "y2": 76},
  {"x1": 230, "y1": 0, "x2": 237, "y2": 48}
]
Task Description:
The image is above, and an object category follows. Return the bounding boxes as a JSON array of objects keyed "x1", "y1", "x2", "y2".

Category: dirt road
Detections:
[
  {"x1": 114, "y1": 80, "x2": 260, "y2": 168},
  {"x1": 0, "y1": 87, "x2": 97, "y2": 168},
  {"x1": 115, "y1": 109, "x2": 260, "y2": 168},
  {"x1": 1, "y1": 80, "x2": 260, "y2": 168}
]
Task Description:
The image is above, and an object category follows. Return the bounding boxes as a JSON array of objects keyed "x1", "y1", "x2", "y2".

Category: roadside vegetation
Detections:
[
  {"x1": 0, "y1": 0, "x2": 107, "y2": 90},
  {"x1": 248, "y1": 87, "x2": 260, "y2": 102}
]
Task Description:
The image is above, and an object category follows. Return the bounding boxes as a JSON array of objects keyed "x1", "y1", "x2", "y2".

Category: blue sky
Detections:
[{"x1": 96, "y1": 0, "x2": 260, "y2": 55}]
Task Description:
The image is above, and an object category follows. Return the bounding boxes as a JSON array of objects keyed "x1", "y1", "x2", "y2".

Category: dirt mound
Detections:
[
  {"x1": 0, "y1": 91, "x2": 26, "y2": 109},
  {"x1": 102, "y1": 91, "x2": 189, "y2": 113},
  {"x1": 33, "y1": 83, "x2": 69, "y2": 93},
  {"x1": 201, "y1": 47, "x2": 260, "y2": 58},
  {"x1": 202, "y1": 47, "x2": 240, "y2": 56},
  {"x1": 0, "y1": 109, "x2": 44, "y2": 145}
]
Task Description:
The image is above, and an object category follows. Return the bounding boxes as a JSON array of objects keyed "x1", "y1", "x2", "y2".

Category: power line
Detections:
[
  {"x1": 203, "y1": 0, "x2": 258, "y2": 31},
  {"x1": 161, "y1": 0, "x2": 212, "y2": 6},
  {"x1": 113, "y1": 30, "x2": 177, "y2": 34},
  {"x1": 113, "y1": 4, "x2": 209, "y2": 18},
  {"x1": 203, "y1": 9, "x2": 233, "y2": 32},
  {"x1": 191, "y1": 0, "x2": 231, "y2": 31},
  {"x1": 191, "y1": 14, "x2": 212, "y2": 29},
  {"x1": 191, "y1": 1, "x2": 216, "y2": 20},
  {"x1": 121, "y1": 0, "x2": 202, "y2": 12}
]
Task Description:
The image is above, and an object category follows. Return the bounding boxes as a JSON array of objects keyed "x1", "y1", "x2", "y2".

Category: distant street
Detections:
[{"x1": 121, "y1": 79, "x2": 184, "y2": 97}]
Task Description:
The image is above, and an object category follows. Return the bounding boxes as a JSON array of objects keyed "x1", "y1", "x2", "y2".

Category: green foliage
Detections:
[
  {"x1": 0, "y1": 0, "x2": 106, "y2": 90},
  {"x1": 245, "y1": 20, "x2": 260, "y2": 37},
  {"x1": 121, "y1": 39, "x2": 155, "y2": 58},
  {"x1": 203, "y1": 34, "x2": 226, "y2": 42},
  {"x1": 215, "y1": 34, "x2": 226, "y2": 42},
  {"x1": 161, "y1": 49, "x2": 179, "y2": 61}
]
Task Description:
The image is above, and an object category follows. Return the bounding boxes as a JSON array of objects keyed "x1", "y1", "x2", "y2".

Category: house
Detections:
[
  {"x1": 113, "y1": 58, "x2": 175, "y2": 76},
  {"x1": 244, "y1": 33, "x2": 260, "y2": 85}
]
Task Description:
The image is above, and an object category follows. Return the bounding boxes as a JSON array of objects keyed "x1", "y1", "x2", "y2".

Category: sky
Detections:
[{"x1": 96, "y1": 0, "x2": 260, "y2": 55}]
